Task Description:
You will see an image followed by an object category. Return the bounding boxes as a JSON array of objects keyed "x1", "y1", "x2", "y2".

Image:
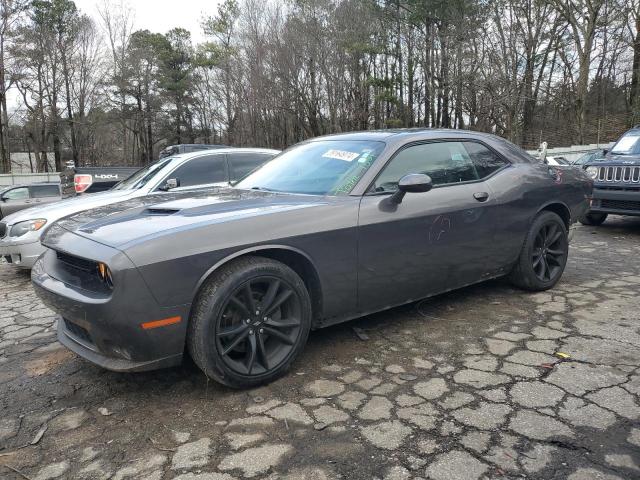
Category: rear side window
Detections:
[
  {"x1": 30, "y1": 185, "x2": 60, "y2": 198},
  {"x1": 169, "y1": 154, "x2": 228, "y2": 187},
  {"x1": 228, "y1": 153, "x2": 273, "y2": 181},
  {"x1": 3, "y1": 187, "x2": 29, "y2": 200},
  {"x1": 463, "y1": 142, "x2": 509, "y2": 178}
]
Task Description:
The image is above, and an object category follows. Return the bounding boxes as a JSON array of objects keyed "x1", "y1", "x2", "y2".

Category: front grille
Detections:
[
  {"x1": 53, "y1": 250, "x2": 112, "y2": 294},
  {"x1": 596, "y1": 166, "x2": 640, "y2": 183},
  {"x1": 63, "y1": 318, "x2": 93, "y2": 345},
  {"x1": 0, "y1": 222, "x2": 6, "y2": 238},
  {"x1": 56, "y1": 250, "x2": 97, "y2": 273},
  {"x1": 600, "y1": 199, "x2": 640, "y2": 211}
]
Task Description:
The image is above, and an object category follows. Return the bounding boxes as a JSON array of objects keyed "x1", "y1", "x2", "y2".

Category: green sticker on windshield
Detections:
[{"x1": 333, "y1": 153, "x2": 377, "y2": 195}]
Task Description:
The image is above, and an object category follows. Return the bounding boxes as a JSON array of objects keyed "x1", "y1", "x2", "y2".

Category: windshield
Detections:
[
  {"x1": 611, "y1": 133, "x2": 640, "y2": 155},
  {"x1": 236, "y1": 140, "x2": 385, "y2": 195},
  {"x1": 111, "y1": 158, "x2": 174, "y2": 190}
]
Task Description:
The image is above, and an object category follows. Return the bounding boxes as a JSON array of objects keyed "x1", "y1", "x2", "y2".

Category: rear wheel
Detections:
[
  {"x1": 187, "y1": 256, "x2": 311, "y2": 388},
  {"x1": 509, "y1": 211, "x2": 569, "y2": 291},
  {"x1": 579, "y1": 212, "x2": 607, "y2": 226}
]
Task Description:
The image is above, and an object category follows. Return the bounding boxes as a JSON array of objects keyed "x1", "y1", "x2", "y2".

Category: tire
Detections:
[
  {"x1": 579, "y1": 212, "x2": 608, "y2": 226},
  {"x1": 508, "y1": 211, "x2": 569, "y2": 291},
  {"x1": 187, "y1": 256, "x2": 312, "y2": 388}
]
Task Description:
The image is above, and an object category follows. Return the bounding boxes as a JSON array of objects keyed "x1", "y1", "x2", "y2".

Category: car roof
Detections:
[
  {"x1": 311, "y1": 128, "x2": 504, "y2": 143},
  {"x1": 170, "y1": 147, "x2": 280, "y2": 161}
]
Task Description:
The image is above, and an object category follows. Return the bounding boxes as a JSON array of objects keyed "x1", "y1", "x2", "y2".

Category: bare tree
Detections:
[{"x1": 0, "y1": 0, "x2": 27, "y2": 172}]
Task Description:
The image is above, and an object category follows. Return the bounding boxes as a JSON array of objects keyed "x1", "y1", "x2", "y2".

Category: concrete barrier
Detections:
[
  {"x1": 526, "y1": 143, "x2": 615, "y2": 163},
  {"x1": 0, "y1": 173, "x2": 60, "y2": 186}
]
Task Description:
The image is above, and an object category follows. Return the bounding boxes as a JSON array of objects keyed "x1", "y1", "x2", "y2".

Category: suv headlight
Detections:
[
  {"x1": 10, "y1": 219, "x2": 47, "y2": 237},
  {"x1": 585, "y1": 166, "x2": 599, "y2": 179}
]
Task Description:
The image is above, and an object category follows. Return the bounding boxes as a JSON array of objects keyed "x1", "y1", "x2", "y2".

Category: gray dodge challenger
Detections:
[{"x1": 32, "y1": 129, "x2": 592, "y2": 388}]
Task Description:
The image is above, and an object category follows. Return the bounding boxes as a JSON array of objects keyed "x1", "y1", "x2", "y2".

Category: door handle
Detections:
[{"x1": 473, "y1": 192, "x2": 489, "y2": 202}]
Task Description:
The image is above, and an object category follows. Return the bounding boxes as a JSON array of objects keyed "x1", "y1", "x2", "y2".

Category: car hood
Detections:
[
  {"x1": 1, "y1": 189, "x2": 138, "y2": 226},
  {"x1": 54, "y1": 188, "x2": 330, "y2": 248},
  {"x1": 588, "y1": 154, "x2": 640, "y2": 166}
]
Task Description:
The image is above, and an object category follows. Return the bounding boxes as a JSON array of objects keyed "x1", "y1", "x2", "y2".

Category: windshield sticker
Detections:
[
  {"x1": 322, "y1": 149, "x2": 361, "y2": 162},
  {"x1": 358, "y1": 152, "x2": 374, "y2": 163}
]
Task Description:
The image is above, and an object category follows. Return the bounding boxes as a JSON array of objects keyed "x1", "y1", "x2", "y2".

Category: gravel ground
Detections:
[{"x1": 1, "y1": 217, "x2": 640, "y2": 480}]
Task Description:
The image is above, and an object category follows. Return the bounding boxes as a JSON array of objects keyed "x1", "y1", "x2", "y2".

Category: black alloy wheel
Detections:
[
  {"x1": 531, "y1": 221, "x2": 566, "y2": 283},
  {"x1": 188, "y1": 256, "x2": 311, "y2": 388},
  {"x1": 215, "y1": 276, "x2": 302, "y2": 376},
  {"x1": 508, "y1": 211, "x2": 568, "y2": 291}
]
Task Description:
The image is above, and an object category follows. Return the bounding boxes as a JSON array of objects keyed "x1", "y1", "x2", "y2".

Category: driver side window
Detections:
[{"x1": 372, "y1": 141, "x2": 480, "y2": 193}]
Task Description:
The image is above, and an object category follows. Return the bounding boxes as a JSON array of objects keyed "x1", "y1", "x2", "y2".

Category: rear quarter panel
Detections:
[{"x1": 485, "y1": 162, "x2": 591, "y2": 267}]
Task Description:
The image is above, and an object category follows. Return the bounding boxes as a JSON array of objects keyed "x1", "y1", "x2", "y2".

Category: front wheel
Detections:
[
  {"x1": 579, "y1": 212, "x2": 607, "y2": 226},
  {"x1": 508, "y1": 211, "x2": 569, "y2": 291},
  {"x1": 187, "y1": 256, "x2": 311, "y2": 388}
]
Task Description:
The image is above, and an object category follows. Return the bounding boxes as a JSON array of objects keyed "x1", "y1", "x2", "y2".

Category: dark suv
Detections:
[{"x1": 581, "y1": 126, "x2": 640, "y2": 225}]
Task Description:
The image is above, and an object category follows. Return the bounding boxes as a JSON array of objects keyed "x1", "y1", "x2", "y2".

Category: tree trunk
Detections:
[
  {"x1": 61, "y1": 51, "x2": 79, "y2": 163},
  {"x1": 0, "y1": 39, "x2": 9, "y2": 174},
  {"x1": 631, "y1": 15, "x2": 640, "y2": 124}
]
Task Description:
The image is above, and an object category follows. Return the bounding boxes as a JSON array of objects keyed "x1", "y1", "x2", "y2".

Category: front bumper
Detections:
[
  {"x1": 0, "y1": 239, "x2": 44, "y2": 268},
  {"x1": 32, "y1": 246, "x2": 190, "y2": 373},
  {"x1": 589, "y1": 187, "x2": 640, "y2": 216},
  {"x1": 57, "y1": 316, "x2": 182, "y2": 372}
]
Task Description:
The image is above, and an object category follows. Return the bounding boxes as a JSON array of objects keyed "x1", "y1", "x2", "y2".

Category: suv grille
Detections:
[
  {"x1": 0, "y1": 222, "x2": 6, "y2": 239},
  {"x1": 596, "y1": 166, "x2": 640, "y2": 183}
]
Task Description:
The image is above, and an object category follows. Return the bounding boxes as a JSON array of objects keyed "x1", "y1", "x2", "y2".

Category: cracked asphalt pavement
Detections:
[{"x1": 1, "y1": 217, "x2": 640, "y2": 480}]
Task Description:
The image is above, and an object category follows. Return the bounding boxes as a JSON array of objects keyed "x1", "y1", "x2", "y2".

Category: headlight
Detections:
[
  {"x1": 585, "y1": 166, "x2": 599, "y2": 179},
  {"x1": 10, "y1": 219, "x2": 47, "y2": 237}
]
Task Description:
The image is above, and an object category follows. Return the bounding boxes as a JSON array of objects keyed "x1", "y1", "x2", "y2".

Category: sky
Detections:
[{"x1": 73, "y1": 0, "x2": 225, "y2": 44}]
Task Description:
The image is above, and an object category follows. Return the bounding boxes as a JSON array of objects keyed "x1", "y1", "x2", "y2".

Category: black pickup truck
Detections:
[
  {"x1": 60, "y1": 165, "x2": 140, "y2": 197},
  {"x1": 581, "y1": 126, "x2": 640, "y2": 225},
  {"x1": 61, "y1": 145, "x2": 227, "y2": 197}
]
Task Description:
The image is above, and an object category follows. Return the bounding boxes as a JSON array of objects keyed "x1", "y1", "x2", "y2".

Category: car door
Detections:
[
  {"x1": 28, "y1": 184, "x2": 61, "y2": 206},
  {"x1": 357, "y1": 140, "x2": 501, "y2": 312},
  {"x1": 158, "y1": 154, "x2": 229, "y2": 191},
  {"x1": 0, "y1": 186, "x2": 31, "y2": 217},
  {"x1": 227, "y1": 152, "x2": 276, "y2": 182}
]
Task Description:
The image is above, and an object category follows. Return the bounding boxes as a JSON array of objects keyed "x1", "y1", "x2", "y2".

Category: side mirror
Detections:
[
  {"x1": 602, "y1": 148, "x2": 609, "y2": 155},
  {"x1": 0, "y1": 196, "x2": 6, "y2": 202},
  {"x1": 390, "y1": 173, "x2": 433, "y2": 204},
  {"x1": 159, "y1": 178, "x2": 179, "y2": 191}
]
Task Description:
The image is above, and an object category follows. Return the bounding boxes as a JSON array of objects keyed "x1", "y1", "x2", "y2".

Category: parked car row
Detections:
[
  {"x1": 0, "y1": 147, "x2": 278, "y2": 267},
  {"x1": 3, "y1": 129, "x2": 592, "y2": 389},
  {"x1": 59, "y1": 144, "x2": 231, "y2": 197}
]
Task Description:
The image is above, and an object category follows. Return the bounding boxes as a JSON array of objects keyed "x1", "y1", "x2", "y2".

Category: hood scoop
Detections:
[{"x1": 145, "y1": 207, "x2": 181, "y2": 216}]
